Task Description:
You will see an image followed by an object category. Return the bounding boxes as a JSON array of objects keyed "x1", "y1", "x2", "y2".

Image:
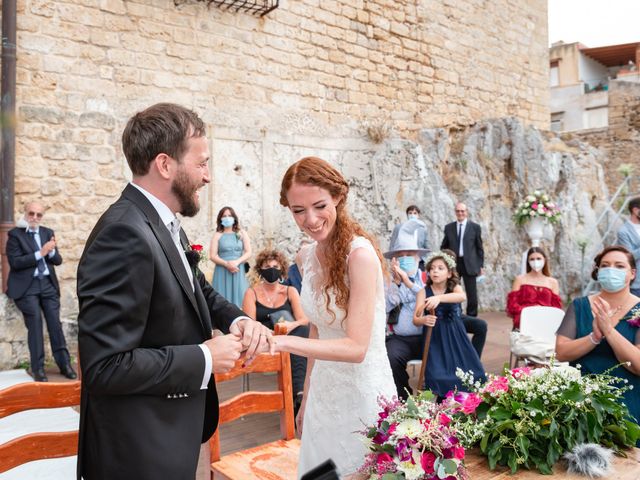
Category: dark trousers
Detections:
[
  {"x1": 289, "y1": 324, "x2": 309, "y2": 397},
  {"x1": 456, "y1": 257, "x2": 478, "y2": 316},
  {"x1": 13, "y1": 276, "x2": 70, "y2": 371},
  {"x1": 385, "y1": 334, "x2": 423, "y2": 400},
  {"x1": 462, "y1": 315, "x2": 487, "y2": 358}
]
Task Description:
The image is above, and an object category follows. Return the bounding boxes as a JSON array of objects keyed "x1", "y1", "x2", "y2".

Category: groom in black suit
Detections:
[
  {"x1": 441, "y1": 202, "x2": 484, "y2": 317},
  {"x1": 77, "y1": 103, "x2": 269, "y2": 480},
  {"x1": 6, "y1": 201, "x2": 76, "y2": 382}
]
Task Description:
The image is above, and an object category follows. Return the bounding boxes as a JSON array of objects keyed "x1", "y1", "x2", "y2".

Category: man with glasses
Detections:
[
  {"x1": 441, "y1": 202, "x2": 487, "y2": 358},
  {"x1": 6, "y1": 201, "x2": 76, "y2": 382},
  {"x1": 441, "y1": 202, "x2": 484, "y2": 317}
]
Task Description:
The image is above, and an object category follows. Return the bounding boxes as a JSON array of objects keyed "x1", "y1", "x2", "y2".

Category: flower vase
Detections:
[{"x1": 525, "y1": 216, "x2": 546, "y2": 247}]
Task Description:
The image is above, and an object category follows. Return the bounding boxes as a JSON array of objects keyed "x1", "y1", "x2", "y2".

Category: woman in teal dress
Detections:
[
  {"x1": 556, "y1": 246, "x2": 640, "y2": 441},
  {"x1": 209, "y1": 206, "x2": 251, "y2": 307}
]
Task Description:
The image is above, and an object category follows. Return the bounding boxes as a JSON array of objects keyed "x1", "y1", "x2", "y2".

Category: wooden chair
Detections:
[
  {"x1": 0, "y1": 381, "x2": 81, "y2": 473},
  {"x1": 210, "y1": 350, "x2": 300, "y2": 480}
]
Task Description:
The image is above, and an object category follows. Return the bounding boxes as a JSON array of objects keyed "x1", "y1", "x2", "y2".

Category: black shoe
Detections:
[
  {"x1": 33, "y1": 369, "x2": 48, "y2": 382},
  {"x1": 60, "y1": 364, "x2": 77, "y2": 380}
]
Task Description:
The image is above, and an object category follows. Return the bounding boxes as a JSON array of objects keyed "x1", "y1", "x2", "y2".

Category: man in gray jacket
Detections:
[{"x1": 617, "y1": 196, "x2": 640, "y2": 296}]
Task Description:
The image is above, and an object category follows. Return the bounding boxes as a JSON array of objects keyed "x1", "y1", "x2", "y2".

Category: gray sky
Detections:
[{"x1": 548, "y1": 0, "x2": 640, "y2": 48}]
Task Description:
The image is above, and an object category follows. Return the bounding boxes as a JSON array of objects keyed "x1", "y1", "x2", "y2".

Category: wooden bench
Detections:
[
  {"x1": 210, "y1": 351, "x2": 299, "y2": 480},
  {"x1": 0, "y1": 380, "x2": 81, "y2": 473}
]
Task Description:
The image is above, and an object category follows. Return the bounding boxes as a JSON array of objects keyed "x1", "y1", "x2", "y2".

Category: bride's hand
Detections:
[{"x1": 295, "y1": 397, "x2": 306, "y2": 436}]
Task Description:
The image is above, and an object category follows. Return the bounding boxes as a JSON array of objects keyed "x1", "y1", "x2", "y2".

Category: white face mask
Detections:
[{"x1": 529, "y1": 259, "x2": 545, "y2": 272}]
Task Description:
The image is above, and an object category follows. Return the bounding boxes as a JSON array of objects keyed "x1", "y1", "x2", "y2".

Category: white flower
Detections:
[
  {"x1": 529, "y1": 210, "x2": 536, "y2": 216},
  {"x1": 395, "y1": 419, "x2": 423, "y2": 439},
  {"x1": 526, "y1": 195, "x2": 535, "y2": 202},
  {"x1": 542, "y1": 194, "x2": 549, "y2": 202},
  {"x1": 533, "y1": 190, "x2": 541, "y2": 196},
  {"x1": 397, "y1": 459, "x2": 423, "y2": 480}
]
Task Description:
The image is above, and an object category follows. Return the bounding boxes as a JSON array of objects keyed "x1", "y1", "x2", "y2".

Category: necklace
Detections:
[{"x1": 262, "y1": 284, "x2": 280, "y2": 307}]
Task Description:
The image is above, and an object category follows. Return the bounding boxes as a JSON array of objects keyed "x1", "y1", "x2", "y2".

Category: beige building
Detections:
[{"x1": 549, "y1": 41, "x2": 640, "y2": 132}]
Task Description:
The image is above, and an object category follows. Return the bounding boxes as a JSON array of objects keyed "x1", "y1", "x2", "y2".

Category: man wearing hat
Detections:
[{"x1": 384, "y1": 220, "x2": 429, "y2": 399}]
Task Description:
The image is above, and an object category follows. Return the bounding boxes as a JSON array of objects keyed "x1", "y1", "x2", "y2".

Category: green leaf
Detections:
[
  {"x1": 507, "y1": 452, "x2": 518, "y2": 473},
  {"x1": 480, "y1": 433, "x2": 489, "y2": 452},
  {"x1": 561, "y1": 384, "x2": 584, "y2": 402},
  {"x1": 489, "y1": 406, "x2": 513, "y2": 421},
  {"x1": 442, "y1": 459, "x2": 458, "y2": 474},
  {"x1": 516, "y1": 436, "x2": 530, "y2": 460},
  {"x1": 381, "y1": 474, "x2": 404, "y2": 480}
]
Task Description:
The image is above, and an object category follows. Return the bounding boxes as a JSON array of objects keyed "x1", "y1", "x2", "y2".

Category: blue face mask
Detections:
[
  {"x1": 398, "y1": 256, "x2": 417, "y2": 273},
  {"x1": 408, "y1": 214, "x2": 418, "y2": 221},
  {"x1": 221, "y1": 216, "x2": 235, "y2": 228},
  {"x1": 597, "y1": 267, "x2": 627, "y2": 293}
]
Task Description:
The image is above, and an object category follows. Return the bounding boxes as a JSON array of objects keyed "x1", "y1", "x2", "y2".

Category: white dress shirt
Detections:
[
  {"x1": 130, "y1": 183, "x2": 213, "y2": 389},
  {"x1": 457, "y1": 218, "x2": 468, "y2": 257}
]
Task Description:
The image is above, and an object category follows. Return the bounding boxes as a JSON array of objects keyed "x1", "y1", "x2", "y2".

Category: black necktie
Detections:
[
  {"x1": 28, "y1": 231, "x2": 46, "y2": 279},
  {"x1": 457, "y1": 223, "x2": 462, "y2": 256}
]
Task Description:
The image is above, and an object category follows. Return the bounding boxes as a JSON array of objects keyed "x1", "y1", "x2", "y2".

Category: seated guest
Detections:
[
  {"x1": 556, "y1": 246, "x2": 640, "y2": 436},
  {"x1": 507, "y1": 246, "x2": 562, "y2": 329},
  {"x1": 242, "y1": 248, "x2": 309, "y2": 412},
  {"x1": 384, "y1": 220, "x2": 429, "y2": 400},
  {"x1": 461, "y1": 313, "x2": 488, "y2": 358}
]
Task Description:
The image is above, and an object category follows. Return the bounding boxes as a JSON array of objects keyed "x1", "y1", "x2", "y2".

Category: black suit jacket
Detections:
[
  {"x1": 6, "y1": 226, "x2": 62, "y2": 299},
  {"x1": 441, "y1": 220, "x2": 484, "y2": 276},
  {"x1": 76, "y1": 184, "x2": 245, "y2": 480}
]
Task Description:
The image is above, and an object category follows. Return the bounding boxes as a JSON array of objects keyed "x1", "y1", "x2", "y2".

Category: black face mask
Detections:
[{"x1": 259, "y1": 267, "x2": 282, "y2": 283}]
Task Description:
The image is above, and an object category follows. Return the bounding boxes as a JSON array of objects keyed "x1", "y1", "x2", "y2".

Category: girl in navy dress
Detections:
[{"x1": 413, "y1": 250, "x2": 486, "y2": 397}]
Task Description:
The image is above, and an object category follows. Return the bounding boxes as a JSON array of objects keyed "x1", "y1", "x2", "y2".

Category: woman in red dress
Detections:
[{"x1": 507, "y1": 247, "x2": 562, "y2": 329}]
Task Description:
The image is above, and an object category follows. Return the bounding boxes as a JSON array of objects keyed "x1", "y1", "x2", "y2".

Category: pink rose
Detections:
[
  {"x1": 461, "y1": 393, "x2": 483, "y2": 414},
  {"x1": 454, "y1": 445, "x2": 465, "y2": 459},
  {"x1": 376, "y1": 453, "x2": 393, "y2": 467},
  {"x1": 484, "y1": 376, "x2": 509, "y2": 394},
  {"x1": 440, "y1": 413, "x2": 452, "y2": 426},
  {"x1": 420, "y1": 451, "x2": 436, "y2": 474}
]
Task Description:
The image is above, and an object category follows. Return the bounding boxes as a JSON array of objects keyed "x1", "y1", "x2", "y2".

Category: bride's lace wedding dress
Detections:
[{"x1": 297, "y1": 237, "x2": 396, "y2": 478}]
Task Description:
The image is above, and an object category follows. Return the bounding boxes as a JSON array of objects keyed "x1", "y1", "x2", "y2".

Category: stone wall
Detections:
[
  {"x1": 575, "y1": 80, "x2": 640, "y2": 193},
  {"x1": 1, "y1": 0, "x2": 552, "y2": 367}
]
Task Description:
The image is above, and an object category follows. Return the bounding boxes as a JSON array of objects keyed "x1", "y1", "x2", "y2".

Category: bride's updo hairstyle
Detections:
[{"x1": 280, "y1": 156, "x2": 386, "y2": 322}]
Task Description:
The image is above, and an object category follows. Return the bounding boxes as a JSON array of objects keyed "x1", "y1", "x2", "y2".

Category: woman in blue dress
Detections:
[
  {"x1": 209, "y1": 206, "x2": 251, "y2": 307},
  {"x1": 413, "y1": 250, "x2": 485, "y2": 397},
  {"x1": 556, "y1": 246, "x2": 640, "y2": 440}
]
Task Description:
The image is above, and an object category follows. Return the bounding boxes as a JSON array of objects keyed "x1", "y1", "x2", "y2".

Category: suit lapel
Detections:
[
  {"x1": 122, "y1": 185, "x2": 202, "y2": 325},
  {"x1": 180, "y1": 232, "x2": 213, "y2": 338}
]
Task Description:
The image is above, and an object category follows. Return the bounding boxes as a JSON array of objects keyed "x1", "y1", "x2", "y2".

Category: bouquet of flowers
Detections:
[
  {"x1": 447, "y1": 365, "x2": 640, "y2": 474},
  {"x1": 513, "y1": 190, "x2": 561, "y2": 226},
  {"x1": 359, "y1": 392, "x2": 468, "y2": 480}
]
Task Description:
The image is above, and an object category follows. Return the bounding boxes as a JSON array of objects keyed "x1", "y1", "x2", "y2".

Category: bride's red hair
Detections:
[{"x1": 280, "y1": 157, "x2": 386, "y2": 322}]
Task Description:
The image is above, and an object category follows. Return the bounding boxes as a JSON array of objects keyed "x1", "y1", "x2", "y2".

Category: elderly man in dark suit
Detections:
[
  {"x1": 441, "y1": 202, "x2": 484, "y2": 317},
  {"x1": 6, "y1": 201, "x2": 76, "y2": 382},
  {"x1": 76, "y1": 103, "x2": 270, "y2": 480}
]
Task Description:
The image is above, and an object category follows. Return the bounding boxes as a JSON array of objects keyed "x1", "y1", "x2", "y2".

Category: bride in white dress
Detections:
[{"x1": 273, "y1": 157, "x2": 396, "y2": 478}]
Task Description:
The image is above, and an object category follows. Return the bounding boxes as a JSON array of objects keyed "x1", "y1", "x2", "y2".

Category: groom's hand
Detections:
[
  {"x1": 230, "y1": 319, "x2": 272, "y2": 361},
  {"x1": 204, "y1": 334, "x2": 243, "y2": 373}
]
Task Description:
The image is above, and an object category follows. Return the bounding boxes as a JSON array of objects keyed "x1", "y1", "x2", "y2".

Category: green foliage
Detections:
[{"x1": 451, "y1": 365, "x2": 639, "y2": 475}]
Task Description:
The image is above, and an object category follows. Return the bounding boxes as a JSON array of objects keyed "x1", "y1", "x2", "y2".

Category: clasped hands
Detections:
[
  {"x1": 204, "y1": 319, "x2": 273, "y2": 373},
  {"x1": 40, "y1": 236, "x2": 56, "y2": 257},
  {"x1": 591, "y1": 296, "x2": 620, "y2": 343}
]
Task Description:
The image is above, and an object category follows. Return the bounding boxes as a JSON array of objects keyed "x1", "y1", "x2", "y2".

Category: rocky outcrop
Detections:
[{"x1": 0, "y1": 117, "x2": 615, "y2": 368}]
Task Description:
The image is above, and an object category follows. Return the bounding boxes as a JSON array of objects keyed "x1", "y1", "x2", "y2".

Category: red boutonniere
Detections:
[{"x1": 185, "y1": 244, "x2": 205, "y2": 270}]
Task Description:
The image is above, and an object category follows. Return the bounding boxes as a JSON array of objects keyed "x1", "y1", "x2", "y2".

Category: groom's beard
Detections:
[{"x1": 172, "y1": 168, "x2": 201, "y2": 217}]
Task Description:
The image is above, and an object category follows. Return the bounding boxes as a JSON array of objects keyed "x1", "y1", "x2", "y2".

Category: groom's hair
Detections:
[{"x1": 122, "y1": 103, "x2": 205, "y2": 176}]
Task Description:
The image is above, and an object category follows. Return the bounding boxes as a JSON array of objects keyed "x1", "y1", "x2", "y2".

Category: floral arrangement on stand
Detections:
[
  {"x1": 359, "y1": 392, "x2": 468, "y2": 480},
  {"x1": 446, "y1": 365, "x2": 640, "y2": 474},
  {"x1": 513, "y1": 190, "x2": 561, "y2": 226}
]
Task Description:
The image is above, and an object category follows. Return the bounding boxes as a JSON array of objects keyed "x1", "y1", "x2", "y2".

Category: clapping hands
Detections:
[{"x1": 591, "y1": 296, "x2": 620, "y2": 340}]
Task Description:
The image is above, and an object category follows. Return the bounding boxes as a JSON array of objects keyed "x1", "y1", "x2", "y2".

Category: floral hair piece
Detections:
[{"x1": 425, "y1": 251, "x2": 456, "y2": 270}]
